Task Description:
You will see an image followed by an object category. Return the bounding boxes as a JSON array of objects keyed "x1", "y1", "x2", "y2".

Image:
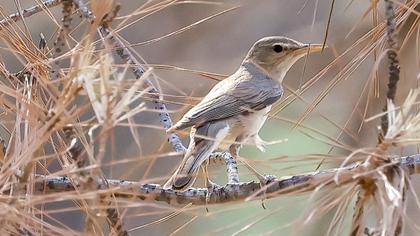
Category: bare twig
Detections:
[
  {"x1": 95, "y1": 1, "x2": 189, "y2": 152},
  {"x1": 99, "y1": 30, "x2": 186, "y2": 153},
  {"x1": 100, "y1": 194, "x2": 129, "y2": 236},
  {"x1": 0, "y1": 0, "x2": 62, "y2": 30},
  {"x1": 72, "y1": 1, "x2": 184, "y2": 234},
  {"x1": 73, "y1": 0, "x2": 187, "y2": 153},
  {"x1": 35, "y1": 154, "x2": 420, "y2": 206},
  {"x1": 380, "y1": 0, "x2": 401, "y2": 137},
  {"x1": 0, "y1": 1, "x2": 186, "y2": 233},
  {"x1": 381, "y1": 1, "x2": 403, "y2": 234},
  {"x1": 1, "y1": 0, "x2": 239, "y2": 177},
  {"x1": 50, "y1": 0, "x2": 73, "y2": 81},
  {"x1": 210, "y1": 152, "x2": 240, "y2": 184},
  {"x1": 73, "y1": 0, "x2": 94, "y2": 23}
]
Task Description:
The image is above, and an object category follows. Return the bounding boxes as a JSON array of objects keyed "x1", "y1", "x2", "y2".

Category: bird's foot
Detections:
[
  {"x1": 240, "y1": 158, "x2": 268, "y2": 183},
  {"x1": 240, "y1": 159, "x2": 276, "y2": 209},
  {"x1": 254, "y1": 135, "x2": 267, "y2": 152},
  {"x1": 205, "y1": 180, "x2": 220, "y2": 212},
  {"x1": 259, "y1": 174, "x2": 276, "y2": 186},
  {"x1": 257, "y1": 175, "x2": 276, "y2": 210}
]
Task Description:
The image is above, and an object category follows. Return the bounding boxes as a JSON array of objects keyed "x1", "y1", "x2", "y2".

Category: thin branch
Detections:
[
  {"x1": 101, "y1": 194, "x2": 129, "y2": 236},
  {"x1": 101, "y1": 31, "x2": 186, "y2": 153},
  {"x1": 0, "y1": 0, "x2": 62, "y2": 30},
  {"x1": 0, "y1": 0, "x2": 240, "y2": 176},
  {"x1": 210, "y1": 152, "x2": 240, "y2": 184},
  {"x1": 374, "y1": 1, "x2": 403, "y2": 232},
  {"x1": 35, "y1": 154, "x2": 420, "y2": 206},
  {"x1": 380, "y1": 0, "x2": 401, "y2": 137},
  {"x1": 50, "y1": 0, "x2": 73, "y2": 81},
  {"x1": 73, "y1": 0, "x2": 187, "y2": 153},
  {"x1": 66, "y1": 2, "x2": 130, "y2": 234}
]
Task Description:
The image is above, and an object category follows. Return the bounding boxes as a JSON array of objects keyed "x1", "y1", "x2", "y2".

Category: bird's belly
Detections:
[
  {"x1": 239, "y1": 106, "x2": 271, "y2": 137},
  {"x1": 217, "y1": 106, "x2": 271, "y2": 150},
  {"x1": 218, "y1": 120, "x2": 243, "y2": 150}
]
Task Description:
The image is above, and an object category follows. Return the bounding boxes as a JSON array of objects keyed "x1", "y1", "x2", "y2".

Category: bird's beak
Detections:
[{"x1": 293, "y1": 44, "x2": 325, "y2": 56}]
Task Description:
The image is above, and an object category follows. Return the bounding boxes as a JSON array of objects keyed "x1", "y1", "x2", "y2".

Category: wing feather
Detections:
[{"x1": 171, "y1": 66, "x2": 283, "y2": 130}]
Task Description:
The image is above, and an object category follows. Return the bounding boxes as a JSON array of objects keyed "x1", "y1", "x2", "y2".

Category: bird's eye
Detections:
[{"x1": 273, "y1": 45, "x2": 283, "y2": 53}]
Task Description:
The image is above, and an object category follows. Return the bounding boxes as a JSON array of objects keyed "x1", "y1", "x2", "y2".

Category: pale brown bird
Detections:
[{"x1": 166, "y1": 36, "x2": 323, "y2": 190}]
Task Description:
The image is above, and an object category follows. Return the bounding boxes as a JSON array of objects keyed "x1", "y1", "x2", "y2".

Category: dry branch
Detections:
[
  {"x1": 210, "y1": 152, "x2": 240, "y2": 184},
  {"x1": 35, "y1": 154, "x2": 420, "y2": 205},
  {"x1": 0, "y1": 1, "x2": 240, "y2": 233},
  {"x1": 0, "y1": 0, "x2": 63, "y2": 30},
  {"x1": 380, "y1": 0, "x2": 401, "y2": 137},
  {"x1": 0, "y1": 0, "x2": 248, "y2": 191},
  {"x1": 350, "y1": 1, "x2": 404, "y2": 234},
  {"x1": 75, "y1": 0, "x2": 186, "y2": 153}
]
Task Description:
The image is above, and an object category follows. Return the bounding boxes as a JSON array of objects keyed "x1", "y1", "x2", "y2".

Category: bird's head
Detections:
[{"x1": 243, "y1": 36, "x2": 324, "y2": 81}]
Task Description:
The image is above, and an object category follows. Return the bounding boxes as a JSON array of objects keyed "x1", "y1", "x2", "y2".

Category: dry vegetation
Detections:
[{"x1": 0, "y1": 0, "x2": 419, "y2": 235}]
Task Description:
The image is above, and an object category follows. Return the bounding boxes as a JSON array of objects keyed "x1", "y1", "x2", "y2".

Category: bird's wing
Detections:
[{"x1": 171, "y1": 73, "x2": 283, "y2": 130}]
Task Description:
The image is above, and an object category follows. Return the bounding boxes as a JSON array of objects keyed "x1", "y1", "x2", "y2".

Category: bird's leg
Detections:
[
  {"x1": 240, "y1": 158, "x2": 278, "y2": 209},
  {"x1": 229, "y1": 142, "x2": 274, "y2": 209},
  {"x1": 230, "y1": 140, "x2": 269, "y2": 184},
  {"x1": 229, "y1": 143, "x2": 241, "y2": 159},
  {"x1": 202, "y1": 159, "x2": 219, "y2": 188},
  {"x1": 202, "y1": 160, "x2": 219, "y2": 210}
]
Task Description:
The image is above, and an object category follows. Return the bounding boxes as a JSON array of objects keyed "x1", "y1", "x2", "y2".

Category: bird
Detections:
[{"x1": 165, "y1": 36, "x2": 324, "y2": 191}]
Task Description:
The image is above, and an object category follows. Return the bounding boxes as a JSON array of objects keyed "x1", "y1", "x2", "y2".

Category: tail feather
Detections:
[
  {"x1": 172, "y1": 142, "x2": 211, "y2": 190},
  {"x1": 173, "y1": 172, "x2": 196, "y2": 190},
  {"x1": 169, "y1": 122, "x2": 229, "y2": 191}
]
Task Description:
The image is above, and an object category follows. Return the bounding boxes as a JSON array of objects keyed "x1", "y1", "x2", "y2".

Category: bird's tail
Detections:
[
  {"x1": 165, "y1": 122, "x2": 229, "y2": 191},
  {"x1": 172, "y1": 146, "x2": 209, "y2": 190}
]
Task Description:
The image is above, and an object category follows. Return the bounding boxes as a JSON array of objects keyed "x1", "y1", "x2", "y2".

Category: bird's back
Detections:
[{"x1": 169, "y1": 62, "x2": 283, "y2": 131}]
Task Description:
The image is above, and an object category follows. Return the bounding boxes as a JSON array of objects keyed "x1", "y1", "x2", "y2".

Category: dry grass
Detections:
[{"x1": 0, "y1": 0, "x2": 419, "y2": 235}]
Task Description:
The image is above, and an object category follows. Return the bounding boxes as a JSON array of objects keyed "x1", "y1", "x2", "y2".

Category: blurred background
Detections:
[{"x1": 1, "y1": 0, "x2": 419, "y2": 235}]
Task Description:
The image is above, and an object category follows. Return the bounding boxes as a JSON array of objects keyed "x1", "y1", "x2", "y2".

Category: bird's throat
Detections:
[{"x1": 246, "y1": 60, "x2": 288, "y2": 84}]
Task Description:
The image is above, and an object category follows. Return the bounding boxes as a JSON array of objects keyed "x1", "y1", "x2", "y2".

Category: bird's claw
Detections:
[
  {"x1": 258, "y1": 174, "x2": 276, "y2": 209},
  {"x1": 260, "y1": 174, "x2": 276, "y2": 186},
  {"x1": 205, "y1": 181, "x2": 220, "y2": 212},
  {"x1": 253, "y1": 172, "x2": 276, "y2": 186}
]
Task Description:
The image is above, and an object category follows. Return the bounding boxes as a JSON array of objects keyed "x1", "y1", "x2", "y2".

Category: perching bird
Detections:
[{"x1": 166, "y1": 36, "x2": 323, "y2": 190}]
